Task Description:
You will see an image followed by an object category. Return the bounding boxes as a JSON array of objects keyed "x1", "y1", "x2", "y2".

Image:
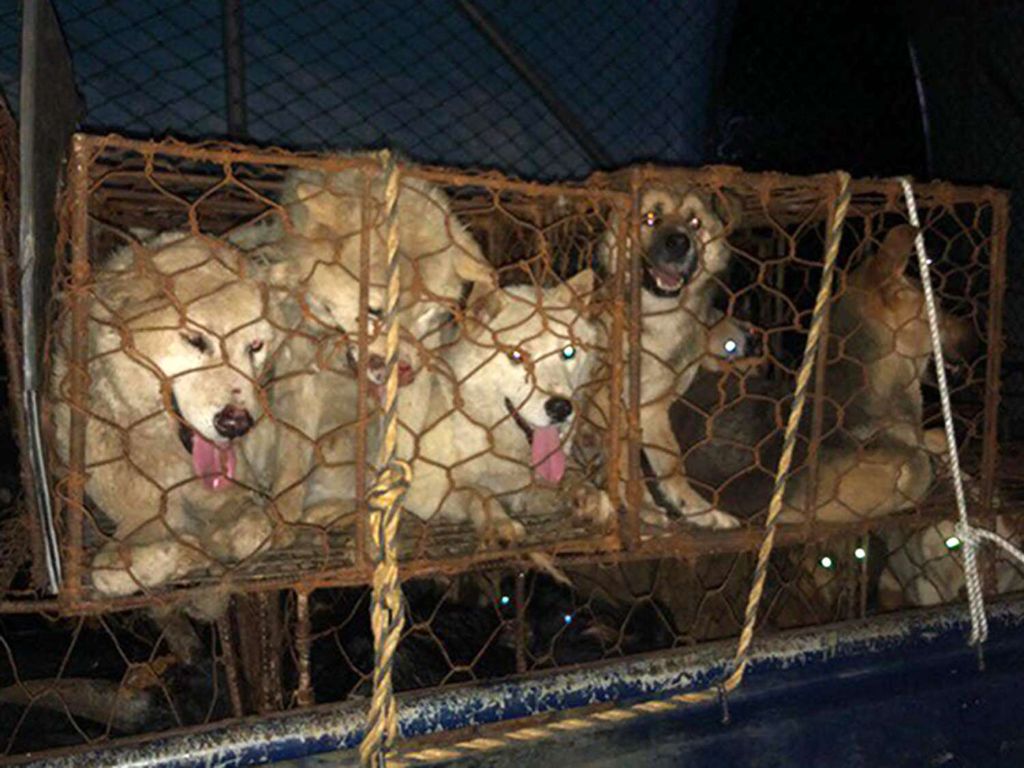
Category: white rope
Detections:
[
  {"x1": 900, "y1": 177, "x2": 988, "y2": 646},
  {"x1": 956, "y1": 524, "x2": 1024, "y2": 573}
]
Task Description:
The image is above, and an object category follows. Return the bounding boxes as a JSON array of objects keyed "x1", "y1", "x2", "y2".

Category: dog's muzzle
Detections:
[
  {"x1": 645, "y1": 227, "x2": 698, "y2": 296},
  {"x1": 505, "y1": 397, "x2": 534, "y2": 441},
  {"x1": 214, "y1": 404, "x2": 254, "y2": 439},
  {"x1": 366, "y1": 354, "x2": 416, "y2": 387},
  {"x1": 544, "y1": 397, "x2": 573, "y2": 424}
]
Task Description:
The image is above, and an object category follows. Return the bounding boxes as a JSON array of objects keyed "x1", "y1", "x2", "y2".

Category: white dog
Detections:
[
  {"x1": 403, "y1": 270, "x2": 598, "y2": 545},
  {"x1": 233, "y1": 163, "x2": 496, "y2": 535},
  {"x1": 50, "y1": 232, "x2": 282, "y2": 595}
]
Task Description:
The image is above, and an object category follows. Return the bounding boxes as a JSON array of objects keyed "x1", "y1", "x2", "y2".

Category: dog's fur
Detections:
[
  {"x1": 673, "y1": 225, "x2": 972, "y2": 524},
  {"x1": 577, "y1": 182, "x2": 740, "y2": 530},
  {"x1": 878, "y1": 518, "x2": 1024, "y2": 609},
  {"x1": 234, "y1": 165, "x2": 497, "y2": 534},
  {"x1": 402, "y1": 271, "x2": 598, "y2": 545},
  {"x1": 670, "y1": 312, "x2": 774, "y2": 520},
  {"x1": 50, "y1": 232, "x2": 282, "y2": 595},
  {"x1": 779, "y1": 225, "x2": 973, "y2": 523}
]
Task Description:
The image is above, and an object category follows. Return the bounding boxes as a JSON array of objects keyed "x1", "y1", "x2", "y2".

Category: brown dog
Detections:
[{"x1": 670, "y1": 224, "x2": 972, "y2": 525}]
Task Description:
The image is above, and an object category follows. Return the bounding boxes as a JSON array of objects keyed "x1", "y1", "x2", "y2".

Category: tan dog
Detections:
[
  {"x1": 780, "y1": 225, "x2": 973, "y2": 523},
  {"x1": 50, "y1": 232, "x2": 282, "y2": 595},
  {"x1": 577, "y1": 183, "x2": 741, "y2": 530},
  {"x1": 403, "y1": 271, "x2": 598, "y2": 546},
  {"x1": 878, "y1": 518, "x2": 1024, "y2": 609},
  {"x1": 234, "y1": 164, "x2": 496, "y2": 535}
]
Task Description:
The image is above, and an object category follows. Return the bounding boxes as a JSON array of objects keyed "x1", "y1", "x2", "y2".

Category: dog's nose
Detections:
[
  {"x1": 367, "y1": 354, "x2": 413, "y2": 381},
  {"x1": 662, "y1": 230, "x2": 692, "y2": 261},
  {"x1": 545, "y1": 397, "x2": 573, "y2": 424},
  {"x1": 214, "y1": 405, "x2": 254, "y2": 439}
]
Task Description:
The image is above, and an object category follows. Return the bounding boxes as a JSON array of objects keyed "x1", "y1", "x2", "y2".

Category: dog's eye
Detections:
[
  {"x1": 854, "y1": 546, "x2": 867, "y2": 560},
  {"x1": 688, "y1": 215, "x2": 702, "y2": 231},
  {"x1": 723, "y1": 338, "x2": 738, "y2": 355},
  {"x1": 643, "y1": 210, "x2": 660, "y2": 228},
  {"x1": 182, "y1": 332, "x2": 209, "y2": 353},
  {"x1": 944, "y1": 535, "x2": 962, "y2": 551},
  {"x1": 367, "y1": 307, "x2": 383, "y2": 318},
  {"x1": 248, "y1": 339, "x2": 265, "y2": 355},
  {"x1": 508, "y1": 349, "x2": 526, "y2": 365},
  {"x1": 561, "y1": 345, "x2": 577, "y2": 361},
  {"x1": 818, "y1": 555, "x2": 835, "y2": 570}
]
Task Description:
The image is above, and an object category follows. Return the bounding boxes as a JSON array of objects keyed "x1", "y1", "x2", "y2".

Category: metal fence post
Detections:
[{"x1": 223, "y1": 0, "x2": 248, "y2": 137}]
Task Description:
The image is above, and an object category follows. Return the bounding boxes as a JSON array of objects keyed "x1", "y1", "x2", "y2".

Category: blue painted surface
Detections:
[
  {"x1": 22, "y1": 601, "x2": 1024, "y2": 767},
  {"x1": 577, "y1": 616, "x2": 1024, "y2": 767}
]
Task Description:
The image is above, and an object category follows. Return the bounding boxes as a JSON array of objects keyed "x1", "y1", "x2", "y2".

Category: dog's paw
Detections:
[
  {"x1": 91, "y1": 539, "x2": 200, "y2": 596},
  {"x1": 571, "y1": 486, "x2": 615, "y2": 531},
  {"x1": 639, "y1": 505, "x2": 673, "y2": 529},
  {"x1": 479, "y1": 516, "x2": 526, "y2": 549},
  {"x1": 685, "y1": 508, "x2": 741, "y2": 530},
  {"x1": 212, "y1": 512, "x2": 274, "y2": 561}
]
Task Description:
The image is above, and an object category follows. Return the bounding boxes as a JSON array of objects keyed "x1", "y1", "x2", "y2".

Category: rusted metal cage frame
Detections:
[
  {"x1": 0, "y1": 132, "x2": 1008, "y2": 622},
  {"x1": 35, "y1": 133, "x2": 628, "y2": 614},
  {"x1": 590, "y1": 163, "x2": 1008, "y2": 563}
]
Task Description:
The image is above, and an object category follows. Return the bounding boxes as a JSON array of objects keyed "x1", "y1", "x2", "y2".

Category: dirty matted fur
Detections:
[
  {"x1": 234, "y1": 163, "x2": 497, "y2": 535},
  {"x1": 50, "y1": 232, "x2": 282, "y2": 595}
]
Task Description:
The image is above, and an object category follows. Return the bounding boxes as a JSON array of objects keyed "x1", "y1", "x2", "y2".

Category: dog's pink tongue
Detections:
[
  {"x1": 191, "y1": 433, "x2": 237, "y2": 491},
  {"x1": 532, "y1": 426, "x2": 566, "y2": 485}
]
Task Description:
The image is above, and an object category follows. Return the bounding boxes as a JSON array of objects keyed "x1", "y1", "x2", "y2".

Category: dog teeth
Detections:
[{"x1": 656, "y1": 276, "x2": 681, "y2": 291}]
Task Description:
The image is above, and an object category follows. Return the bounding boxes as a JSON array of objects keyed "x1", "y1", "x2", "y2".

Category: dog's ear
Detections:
[
  {"x1": 869, "y1": 225, "x2": 918, "y2": 281},
  {"x1": 453, "y1": 247, "x2": 498, "y2": 291},
  {"x1": 734, "y1": 290, "x2": 754, "y2": 318},
  {"x1": 561, "y1": 268, "x2": 595, "y2": 307},
  {"x1": 290, "y1": 181, "x2": 336, "y2": 226},
  {"x1": 464, "y1": 283, "x2": 506, "y2": 331},
  {"x1": 710, "y1": 188, "x2": 743, "y2": 230}
]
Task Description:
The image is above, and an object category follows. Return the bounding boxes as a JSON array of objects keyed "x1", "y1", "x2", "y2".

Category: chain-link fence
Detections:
[{"x1": 0, "y1": 0, "x2": 1022, "y2": 762}]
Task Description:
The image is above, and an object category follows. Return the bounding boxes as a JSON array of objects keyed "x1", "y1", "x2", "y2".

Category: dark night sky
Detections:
[
  {"x1": 0, "y1": 0, "x2": 929, "y2": 179},
  {"x1": 2, "y1": 0, "x2": 1023, "y2": 422}
]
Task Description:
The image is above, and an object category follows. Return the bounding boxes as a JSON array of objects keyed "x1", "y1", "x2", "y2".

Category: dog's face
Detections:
[
  {"x1": 466, "y1": 270, "x2": 598, "y2": 484},
  {"x1": 635, "y1": 187, "x2": 736, "y2": 298},
  {"x1": 273, "y1": 256, "x2": 452, "y2": 393},
  {"x1": 277, "y1": 170, "x2": 497, "y2": 392},
  {"x1": 105, "y1": 236, "x2": 280, "y2": 488},
  {"x1": 159, "y1": 284, "x2": 274, "y2": 440},
  {"x1": 362, "y1": 300, "x2": 456, "y2": 393},
  {"x1": 127, "y1": 285, "x2": 274, "y2": 443},
  {"x1": 701, "y1": 314, "x2": 765, "y2": 374},
  {"x1": 848, "y1": 225, "x2": 974, "y2": 363},
  {"x1": 480, "y1": 271, "x2": 598, "y2": 426}
]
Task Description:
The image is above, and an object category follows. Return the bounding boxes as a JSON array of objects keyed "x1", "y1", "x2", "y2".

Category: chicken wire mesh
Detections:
[
  {"x1": 0, "y1": 130, "x2": 1015, "y2": 759},
  {"x1": 0, "y1": 1, "x2": 1021, "y2": 761},
  {"x1": 0, "y1": 0, "x2": 731, "y2": 178}
]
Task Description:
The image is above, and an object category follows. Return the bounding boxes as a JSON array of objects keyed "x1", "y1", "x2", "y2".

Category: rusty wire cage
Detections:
[
  {"x1": 0, "y1": 129, "x2": 1016, "y2": 759},
  {"x1": 39, "y1": 134, "x2": 629, "y2": 610}
]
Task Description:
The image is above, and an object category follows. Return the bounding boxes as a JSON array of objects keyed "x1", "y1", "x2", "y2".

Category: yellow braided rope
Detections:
[
  {"x1": 360, "y1": 150, "x2": 412, "y2": 768},
  {"x1": 389, "y1": 171, "x2": 852, "y2": 766}
]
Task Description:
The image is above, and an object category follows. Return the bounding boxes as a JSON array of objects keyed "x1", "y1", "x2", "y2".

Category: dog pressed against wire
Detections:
[
  {"x1": 50, "y1": 232, "x2": 284, "y2": 596},
  {"x1": 401, "y1": 270, "x2": 599, "y2": 546},
  {"x1": 22, "y1": 137, "x2": 1011, "y2": 761},
  {"x1": 575, "y1": 176, "x2": 744, "y2": 532},
  {"x1": 231, "y1": 163, "x2": 497, "y2": 544}
]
